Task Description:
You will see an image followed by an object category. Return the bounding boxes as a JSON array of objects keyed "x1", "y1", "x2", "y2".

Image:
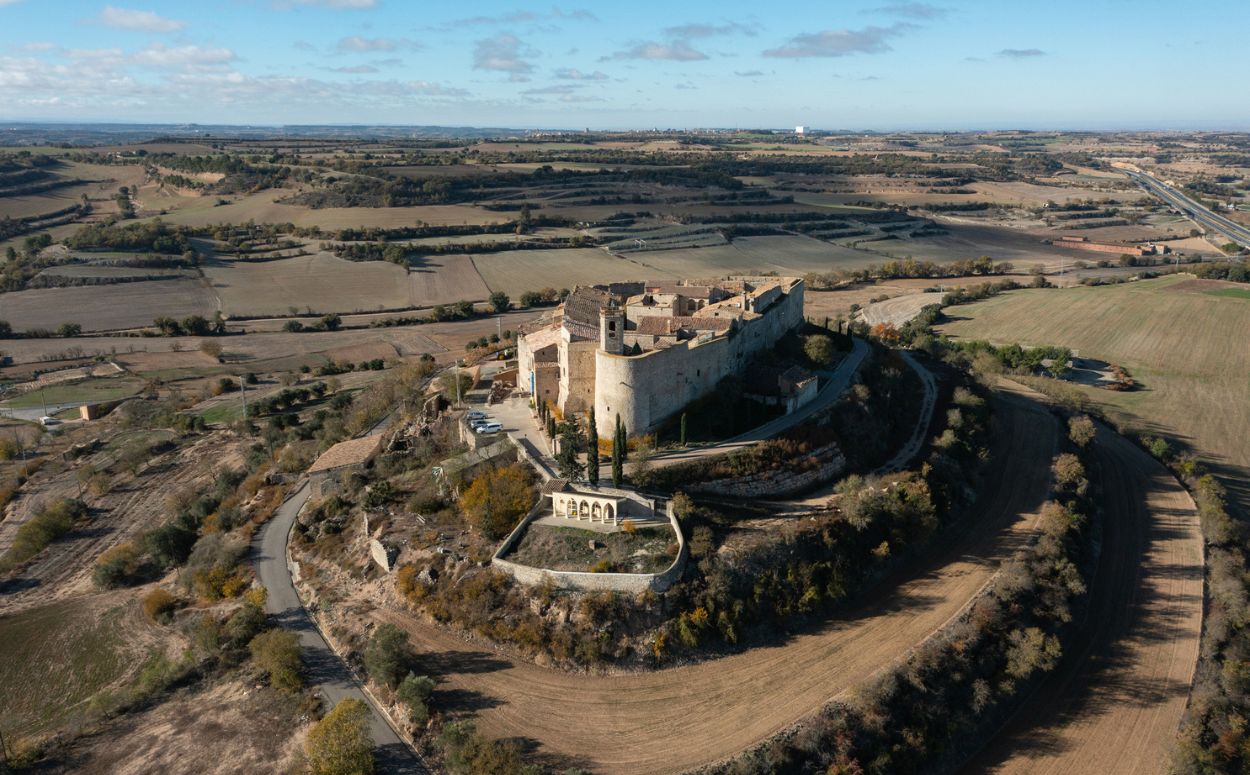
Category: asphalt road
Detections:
[
  {"x1": 1127, "y1": 169, "x2": 1250, "y2": 247},
  {"x1": 253, "y1": 482, "x2": 425, "y2": 772}
]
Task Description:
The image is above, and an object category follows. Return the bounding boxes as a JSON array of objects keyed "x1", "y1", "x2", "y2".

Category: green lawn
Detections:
[
  {"x1": 1207, "y1": 287, "x2": 1250, "y2": 300},
  {"x1": 197, "y1": 401, "x2": 245, "y2": 425},
  {"x1": 1, "y1": 377, "x2": 145, "y2": 410}
]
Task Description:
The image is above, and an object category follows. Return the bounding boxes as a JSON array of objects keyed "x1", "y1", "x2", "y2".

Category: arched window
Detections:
[
  {"x1": 604, "y1": 504, "x2": 615, "y2": 523},
  {"x1": 581, "y1": 501, "x2": 590, "y2": 519},
  {"x1": 592, "y1": 502, "x2": 602, "y2": 521},
  {"x1": 566, "y1": 499, "x2": 577, "y2": 517}
]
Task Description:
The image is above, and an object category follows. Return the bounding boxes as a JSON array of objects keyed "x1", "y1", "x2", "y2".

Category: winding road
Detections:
[
  {"x1": 377, "y1": 384, "x2": 1060, "y2": 774},
  {"x1": 964, "y1": 423, "x2": 1203, "y2": 774},
  {"x1": 253, "y1": 481, "x2": 426, "y2": 773}
]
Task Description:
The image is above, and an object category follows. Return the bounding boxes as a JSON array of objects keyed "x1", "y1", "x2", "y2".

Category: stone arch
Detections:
[
  {"x1": 604, "y1": 504, "x2": 615, "y2": 523},
  {"x1": 580, "y1": 500, "x2": 590, "y2": 520},
  {"x1": 566, "y1": 498, "x2": 577, "y2": 517},
  {"x1": 592, "y1": 502, "x2": 602, "y2": 521}
]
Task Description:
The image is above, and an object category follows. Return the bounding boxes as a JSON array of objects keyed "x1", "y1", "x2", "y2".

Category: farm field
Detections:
[
  {"x1": 0, "y1": 596, "x2": 167, "y2": 744},
  {"x1": 625, "y1": 235, "x2": 882, "y2": 278},
  {"x1": 202, "y1": 252, "x2": 489, "y2": 317},
  {"x1": 472, "y1": 247, "x2": 663, "y2": 296},
  {"x1": 859, "y1": 291, "x2": 945, "y2": 326},
  {"x1": 936, "y1": 275, "x2": 1250, "y2": 518},
  {"x1": 382, "y1": 388, "x2": 1060, "y2": 774},
  {"x1": 0, "y1": 278, "x2": 217, "y2": 333},
  {"x1": 151, "y1": 190, "x2": 510, "y2": 229},
  {"x1": 1, "y1": 374, "x2": 145, "y2": 409}
]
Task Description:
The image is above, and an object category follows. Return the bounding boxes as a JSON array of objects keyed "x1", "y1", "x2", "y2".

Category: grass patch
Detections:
[
  {"x1": 0, "y1": 599, "x2": 134, "y2": 743},
  {"x1": 197, "y1": 401, "x2": 245, "y2": 425},
  {"x1": 1, "y1": 376, "x2": 145, "y2": 410},
  {"x1": 0, "y1": 497, "x2": 87, "y2": 573},
  {"x1": 505, "y1": 524, "x2": 677, "y2": 574},
  {"x1": 1207, "y1": 287, "x2": 1250, "y2": 300}
]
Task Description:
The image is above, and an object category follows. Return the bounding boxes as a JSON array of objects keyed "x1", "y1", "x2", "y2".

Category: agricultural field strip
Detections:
[{"x1": 380, "y1": 390, "x2": 1059, "y2": 774}]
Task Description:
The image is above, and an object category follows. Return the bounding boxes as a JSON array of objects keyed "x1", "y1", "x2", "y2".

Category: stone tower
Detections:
[{"x1": 599, "y1": 300, "x2": 624, "y2": 355}]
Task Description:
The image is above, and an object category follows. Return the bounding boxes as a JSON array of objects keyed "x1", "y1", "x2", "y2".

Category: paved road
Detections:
[
  {"x1": 1126, "y1": 169, "x2": 1250, "y2": 247},
  {"x1": 646, "y1": 336, "x2": 871, "y2": 468},
  {"x1": 875, "y1": 350, "x2": 938, "y2": 474},
  {"x1": 964, "y1": 424, "x2": 1203, "y2": 775},
  {"x1": 253, "y1": 482, "x2": 424, "y2": 773}
]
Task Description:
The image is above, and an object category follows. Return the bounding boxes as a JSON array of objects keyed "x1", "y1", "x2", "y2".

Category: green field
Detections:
[
  {"x1": 1, "y1": 376, "x2": 145, "y2": 409},
  {"x1": 1207, "y1": 287, "x2": 1250, "y2": 300},
  {"x1": 0, "y1": 599, "x2": 136, "y2": 743},
  {"x1": 936, "y1": 274, "x2": 1250, "y2": 516}
]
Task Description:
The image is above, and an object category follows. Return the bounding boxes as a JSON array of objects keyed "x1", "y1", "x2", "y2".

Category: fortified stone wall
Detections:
[
  {"x1": 593, "y1": 281, "x2": 805, "y2": 436},
  {"x1": 558, "y1": 337, "x2": 598, "y2": 415}
]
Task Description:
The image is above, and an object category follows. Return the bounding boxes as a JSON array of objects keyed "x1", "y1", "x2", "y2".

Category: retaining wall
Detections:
[
  {"x1": 491, "y1": 499, "x2": 688, "y2": 594},
  {"x1": 685, "y1": 441, "x2": 847, "y2": 498}
]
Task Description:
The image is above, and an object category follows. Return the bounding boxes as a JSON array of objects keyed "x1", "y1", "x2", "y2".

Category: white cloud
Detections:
[
  {"x1": 335, "y1": 36, "x2": 419, "y2": 52},
  {"x1": 473, "y1": 34, "x2": 537, "y2": 80},
  {"x1": 662, "y1": 22, "x2": 757, "y2": 39},
  {"x1": 763, "y1": 23, "x2": 915, "y2": 58},
  {"x1": 870, "y1": 3, "x2": 947, "y2": 20},
  {"x1": 554, "y1": 67, "x2": 608, "y2": 81},
  {"x1": 132, "y1": 44, "x2": 237, "y2": 68},
  {"x1": 330, "y1": 64, "x2": 378, "y2": 73},
  {"x1": 92, "y1": 6, "x2": 186, "y2": 33},
  {"x1": 997, "y1": 48, "x2": 1046, "y2": 58},
  {"x1": 602, "y1": 40, "x2": 708, "y2": 62}
]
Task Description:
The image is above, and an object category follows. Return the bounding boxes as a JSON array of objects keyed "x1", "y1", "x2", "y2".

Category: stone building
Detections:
[{"x1": 518, "y1": 276, "x2": 805, "y2": 437}]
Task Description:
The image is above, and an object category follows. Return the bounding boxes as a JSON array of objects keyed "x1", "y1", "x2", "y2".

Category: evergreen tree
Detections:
[
  {"x1": 546, "y1": 414, "x2": 556, "y2": 439},
  {"x1": 611, "y1": 413, "x2": 624, "y2": 488},
  {"x1": 586, "y1": 408, "x2": 599, "y2": 485},
  {"x1": 680, "y1": 412, "x2": 688, "y2": 446},
  {"x1": 556, "y1": 419, "x2": 585, "y2": 481}
]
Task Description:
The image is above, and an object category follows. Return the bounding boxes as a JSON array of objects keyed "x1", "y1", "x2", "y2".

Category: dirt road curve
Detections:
[
  {"x1": 382, "y1": 386, "x2": 1059, "y2": 775},
  {"x1": 964, "y1": 425, "x2": 1203, "y2": 775}
]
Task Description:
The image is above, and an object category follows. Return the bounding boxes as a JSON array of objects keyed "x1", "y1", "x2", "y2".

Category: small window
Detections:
[{"x1": 608, "y1": 321, "x2": 617, "y2": 331}]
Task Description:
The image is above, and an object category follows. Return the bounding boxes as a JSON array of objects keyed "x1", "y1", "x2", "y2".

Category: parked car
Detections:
[
  {"x1": 39, "y1": 416, "x2": 61, "y2": 427},
  {"x1": 466, "y1": 409, "x2": 487, "y2": 420},
  {"x1": 468, "y1": 417, "x2": 492, "y2": 430},
  {"x1": 475, "y1": 422, "x2": 503, "y2": 434}
]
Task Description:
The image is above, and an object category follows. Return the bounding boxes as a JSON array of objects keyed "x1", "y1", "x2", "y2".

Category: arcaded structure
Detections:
[{"x1": 517, "y1": 276, "x2": 805, "y2": 437}]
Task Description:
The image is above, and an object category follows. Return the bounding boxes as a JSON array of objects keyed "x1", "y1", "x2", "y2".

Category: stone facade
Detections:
[{"x1": 518, "y1": 276, "x2": 805, "y2": 437}]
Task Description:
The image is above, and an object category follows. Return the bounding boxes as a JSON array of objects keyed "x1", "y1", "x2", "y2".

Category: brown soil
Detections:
[
  {"x1": 0, "y1": 432, "x2": 247, "y2": 616},
  {"x1": 964, "y1": 425, "x2": 1203, "y2": 774},
  {"x1": 376, "y1": 384, "x2": 1059, "y2": 774},
  {"x1": 38, "y1": 678, "x2": 305, "y2": 775}
]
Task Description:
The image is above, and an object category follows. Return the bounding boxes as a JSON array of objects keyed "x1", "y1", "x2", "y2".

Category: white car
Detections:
[
  {"x1": 39, "y1": 416, "x2": 61, "y2": 427},
  {"x1": 475, "y1": 422, "x2": 503, "y2": 434},
  {"x1": 466, "y1": 410, "x2": 488, "y2": 421}
]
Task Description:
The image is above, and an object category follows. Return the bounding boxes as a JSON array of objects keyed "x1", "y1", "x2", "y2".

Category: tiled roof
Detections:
[
  {"x1": 561, "y1": 286, "x2": 613, "y2": 328},
  {"x1": 308, "y1": 435, "x2": 383, "y2": 474},
  {"x1": 633, "y1": 316, "x2": 733, "y2": 336}
]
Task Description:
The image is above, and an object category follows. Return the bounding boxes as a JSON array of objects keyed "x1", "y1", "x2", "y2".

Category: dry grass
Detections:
[
  {"x1": 472, "y1": 247, "x2": 656, "y2": 296},
  {"x1": 936, "y1": 273, "x2": 1250, "y2": 517},
  {"x1": 152, "y1": 190, "x2": 506, "y2": 229},
  {"x1": 203, "y1": 251, "x2": 489, "y2": 317},
  {"x1": 0, "y1": 278, "x2": 217, "y2": 333}
]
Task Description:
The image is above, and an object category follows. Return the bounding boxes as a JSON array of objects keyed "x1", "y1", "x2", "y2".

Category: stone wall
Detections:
[
  {"x1": 685, "y1": 441, "x2": 846, "y2": 499},
  {"x1": 491, "y1": 499, "x2": 688, "y2": 594},
  {"x1": 558, "y1": 336, "x2": 598, "y2": 415},
  {"x1": 593, "y1": 280, "x2": 805, "y2": 437}
]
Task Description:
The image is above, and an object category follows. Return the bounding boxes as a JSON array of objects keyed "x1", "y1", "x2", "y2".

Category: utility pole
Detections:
[{"x1": 238, "y1": 374, "x2": 248, "y2": 424}]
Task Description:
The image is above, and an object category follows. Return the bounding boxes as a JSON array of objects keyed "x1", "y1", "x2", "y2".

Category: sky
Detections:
[{"x1": 0, "y1": 0, "x2": 1247, "y2": 130}]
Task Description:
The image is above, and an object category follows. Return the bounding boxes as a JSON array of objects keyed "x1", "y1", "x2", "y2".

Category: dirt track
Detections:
[
  {"x1": 964, "y1": 425, "x2": 1203, "y2": 775},
  {"x1": 382, "y1": 386, "x2": 1060, "y2": 774}
]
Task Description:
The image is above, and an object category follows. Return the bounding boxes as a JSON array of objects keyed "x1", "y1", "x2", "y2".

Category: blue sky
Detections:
[{"x1": 0, "y1": 0, "x2": 1247, "y2": 129}]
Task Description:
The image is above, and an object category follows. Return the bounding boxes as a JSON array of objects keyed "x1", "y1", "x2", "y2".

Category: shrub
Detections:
[
  {"x1": 305, "y1": 699, "x2": 374, "y2": 775},
  {"x1": 1068, "y1": 414, "x2": 1096, "y2": 447},
  {"x1": 142, "y1": 587, "x2": 178, "y2": 623},
  {"x1": 460, "y1": 465, "x2": 535, "y2": 540},
  {"x1": 363, "y1": 622, "x2": 411, "y2": 689},
  {"x1": 2, "y1": 497, "x2": 86, "y2": 571},
  {"x1": 249, "y1": 628, "x2": 303, "y2": 692},
  {"x1": 397, "y1": 672, "x2": 436, "y2": 727},
  {"x1": 93, "y1": 542, "x2": 143, "y2": 588},
  {"x1": 803, "y1": 334, "x2": 835, "y2": 367}
]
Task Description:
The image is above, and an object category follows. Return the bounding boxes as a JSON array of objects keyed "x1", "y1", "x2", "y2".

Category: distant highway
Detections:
[{"x1": 1125, "y1": 169, "x2": 1250, "y2": 248}]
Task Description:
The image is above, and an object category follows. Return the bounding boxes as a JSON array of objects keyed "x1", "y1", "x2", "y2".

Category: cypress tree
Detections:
[
  {"x1": 611, "y1": 413, "x2": 623, "y2": 488},
  {"x1": 586, "y1": 408, "x2": 599, "y2": 485},
  {"x1": 680, "y1": 412, "x2": 688, "y2": 447},
  {"x1": 546, "y1": 414, "x2": 556, "y2": 439}
]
